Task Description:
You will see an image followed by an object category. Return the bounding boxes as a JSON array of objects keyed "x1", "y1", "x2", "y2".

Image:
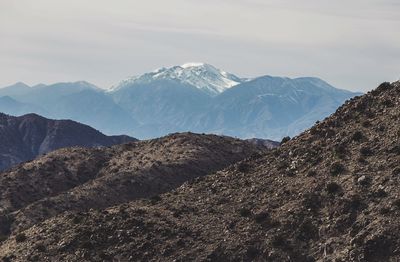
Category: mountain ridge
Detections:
[
  {"x1": 0, "y1": 63, "x2": 362, "y2": 140},
  {"x1": 110, "y1": 63, "x2": 245, "y2": 95},
  {"x1": 0, "y1": 81, "x2": 396, "y2": 261},
  {"x1": 0, "y1": 113, "x2": 136, "y2": 171},
  {"x1": 0, "y1": 132, "x2": 268, "y2": 241}
]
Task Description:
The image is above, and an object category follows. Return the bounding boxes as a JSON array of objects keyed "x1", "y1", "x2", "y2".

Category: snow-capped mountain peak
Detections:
[
  {"x1": 181, "y1": 62, "x2": 206, "y2": 68},
  {"x1": 111, "y1": 63, "x2": 244, "y2": 95}
]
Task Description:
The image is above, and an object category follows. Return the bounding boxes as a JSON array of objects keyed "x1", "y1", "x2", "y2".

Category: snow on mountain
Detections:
[{"x1": 110, "y1": 63, "x2": 244, "y2": 96}]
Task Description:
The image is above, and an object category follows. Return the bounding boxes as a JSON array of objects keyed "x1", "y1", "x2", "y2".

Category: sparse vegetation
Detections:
[
  {"x1": 330, "y1": 162, "x2": 345, "y2": 175},
  {"x1": 307, "y1": 170, "x2": 317, "y2": 177},
  {"x1": 280, "y1": 136, "x2": 291, "y2": 144},
  {"x1": 352, "y1": 131, "x2": 364, "y2": 142},
  {"x1": 15, "y1": 233, "x2": 27, "y2": 243},
  {"x1": 254, "y1": 211, "x2": 269, "y2": 223},
  {"x1": 238, "y1": 208, "x2": 252, "y2": 217},
  {"x1": 326, "y1": 182, "x2": 341, "y2": 194},
  {"x1": 333, "y1": 143, "x2": 347, "y2": 159},
  {"x1": 360, "y1": 146, "x2": 373, "y2": 156}
]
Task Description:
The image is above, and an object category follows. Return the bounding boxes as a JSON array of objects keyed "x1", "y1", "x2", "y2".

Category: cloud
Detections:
[{"x1": 0, "y1": 0, "x2": 399, "y2": 91}]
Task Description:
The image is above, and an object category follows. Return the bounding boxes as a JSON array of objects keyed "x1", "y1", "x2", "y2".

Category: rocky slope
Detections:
[
  {"x1": 0, "y1": 113, "x2": 135, "y2": 171},
  {"x1": 0, "y1": 81, "x2": 397, "y2": 261},
  {"x1": 0, "y1": 133, "x2": 266, "y2": 248}
]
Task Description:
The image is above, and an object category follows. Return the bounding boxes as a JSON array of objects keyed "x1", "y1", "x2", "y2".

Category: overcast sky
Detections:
[{"x1": 0, "y1": 0, "x2": 399, "y2": 91}]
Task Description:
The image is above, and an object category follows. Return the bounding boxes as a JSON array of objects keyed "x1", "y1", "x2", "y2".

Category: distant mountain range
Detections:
[
  {"x1": 0, "y1": 63, "x2": 362, "y2": 140},
  {"x1": 0, "y1": 113, "x2": 136, "y2": 171}
]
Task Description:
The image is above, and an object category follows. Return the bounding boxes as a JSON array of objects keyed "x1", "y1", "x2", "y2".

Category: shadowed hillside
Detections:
[{"x1": 0, "y1": 113, "x2": 135, "y2": 171}]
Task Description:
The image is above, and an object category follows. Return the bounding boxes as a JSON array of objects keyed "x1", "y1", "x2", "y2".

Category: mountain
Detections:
[
  {"x1": 0, "y1": 82, "x2": 32, "y2": 97},
  {"x1": 111, "y1": 79, "x2": 212, "y2": 138},
  {"x1": 0, "y1": 132, "x2": 267, "y2": 242},
  {"x1": 4, "y1": 81, "x2": 101, "y2": 106},
  {"x1": 0, "y1": 96, "x2": 46, "y2": 116},
  {"x1": 1, "y1": 81, "x2": 397, "y2": 261},
  {"x1": 0, "y1": 82, "x2": 139, "y2": 136},
  {"x1": 112, "y1": 63, "x2": 244, "y2": 96},
  {"x1": 111, "y1": 73, "x2": 360, "y2": 139},
  {"x1": 46, "y1": 89, "x2": 139, "y2": 135},
  {"x1": 0, "y1": 64, "x2": 361, "y2": 140},
  {"x1": 0, "y1": 113, "x2": 136, "y2": 171},
  {"x1": 190, "y1": 76, "x2": 360, "y2": 139}
]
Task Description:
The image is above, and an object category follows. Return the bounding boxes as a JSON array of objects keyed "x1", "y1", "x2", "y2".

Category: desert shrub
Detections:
[
  {"x1": 373, "y1": 188, "x2": 387, "y2": 198},
  {"x1": 296, "y1": 220, "x2": 318, "y2": 241},
  {"x1": 371, "y1": 82, "x2": 391, "y2": 96},
  {"x1": 277, "y1": 160, "x2": 289, "y2": 170},
  {"x1": 388, "y1": 145, "x2": 400, "y2": 155},
  {"x1": 245, "y1": 246, "x2": 260, "y2": 259},
  {"x1": 238, "y1": 208, "x2": 252, "y2": 217},
  {"x1": 286, "y1": 170, "x2": 296, "y2": 177},
  {"x1": 333, "y1": 143, "x2": 347, "y2": 159},
  {"x1": 307, "y1": 170, "x2": 317, "y2": 177},
  {"x1": 72, "y1": 215, "x2": 83, "y2": 225},
  {"x1": 330, "y1": 162, "x2": 345, "y2": 176},
  {"x1": 382, "y1": 99, "x2": 394, "y2": 107},
  {"x1": 310, "y1": 127, "x2": 320, "y2": 136},
  {"x1": 326, "y1": 182, "x2": 341, "y2": 194},
  {"x1": 378, "y1": 125, "x2": 386, "y2": 132},
  {"x1": 35, "y1": 243, "x2": 46, "y2": 252},
  {"x1": 360, "y1": 146, "x2": 373, "y2": 156},
  {"x1": 364, "y1": 235, "x2": 393, "y2": 261},
  {"x1": 271, "y1": 235, "x2": 287, "y2": 248},
  {"x1": 357, "y1": 156, "x2": 367, "y2": 164},
  {"x1": 312, "y1": 155, "x2": 323, "y2": 165},
  {"x1": 15, "y1": 233, "x2": 27, "y2": 243},
  {"x1": 362, "y1": 120, "x2": 371, "y2": 127},
  {"x1": 380, "y1": 207, "x2": 390, "y2": 215},
  {"x1": 357, "y1": 175, "x2": 371, "y2": 186},
  {"x1": 81, "y1": 240, "x2": 94, "y2": 249},
  {"x1": 392, "y1": 199, "x2": 400, "y2": 209},
  {"x1": 2, "y1": 256, "x2": 12, "y2": 262},
  {"x1": 280, "y1": 136, "x2": 291, "y2": 144},
  {"x1": 364, "y1": 110, "x2": 375, "y2": 118},
  {"x1": 254, "y1": 211, "x2": 269, "y2": 223},
  {"x1": 352, "y1": 131, "x2": 364, "y2": 142}
]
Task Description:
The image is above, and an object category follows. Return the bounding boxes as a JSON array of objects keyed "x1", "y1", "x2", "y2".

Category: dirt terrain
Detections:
[
  {"x1": 0, "y1": 81, "x2": 399, "y2": 261},
  {"x1": 0, "y1": 133, "x2": 265, "y2": 244}
]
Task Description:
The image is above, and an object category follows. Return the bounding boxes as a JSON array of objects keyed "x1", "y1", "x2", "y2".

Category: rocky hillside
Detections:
[
  {"x1": 0, "y1": 113, "x2": 135, "y2": 171},
  {"x1": 0, "y1": 81, "x2": 397, "y2": 261},
  {"x1": 0, "y1": 133, "x2": 266, "y2": 248}
]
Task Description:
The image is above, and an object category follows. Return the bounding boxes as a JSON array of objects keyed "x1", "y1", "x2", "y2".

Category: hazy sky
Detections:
[{"x1": 1, "y1": 0, "x2": 399, "y2": 91}]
